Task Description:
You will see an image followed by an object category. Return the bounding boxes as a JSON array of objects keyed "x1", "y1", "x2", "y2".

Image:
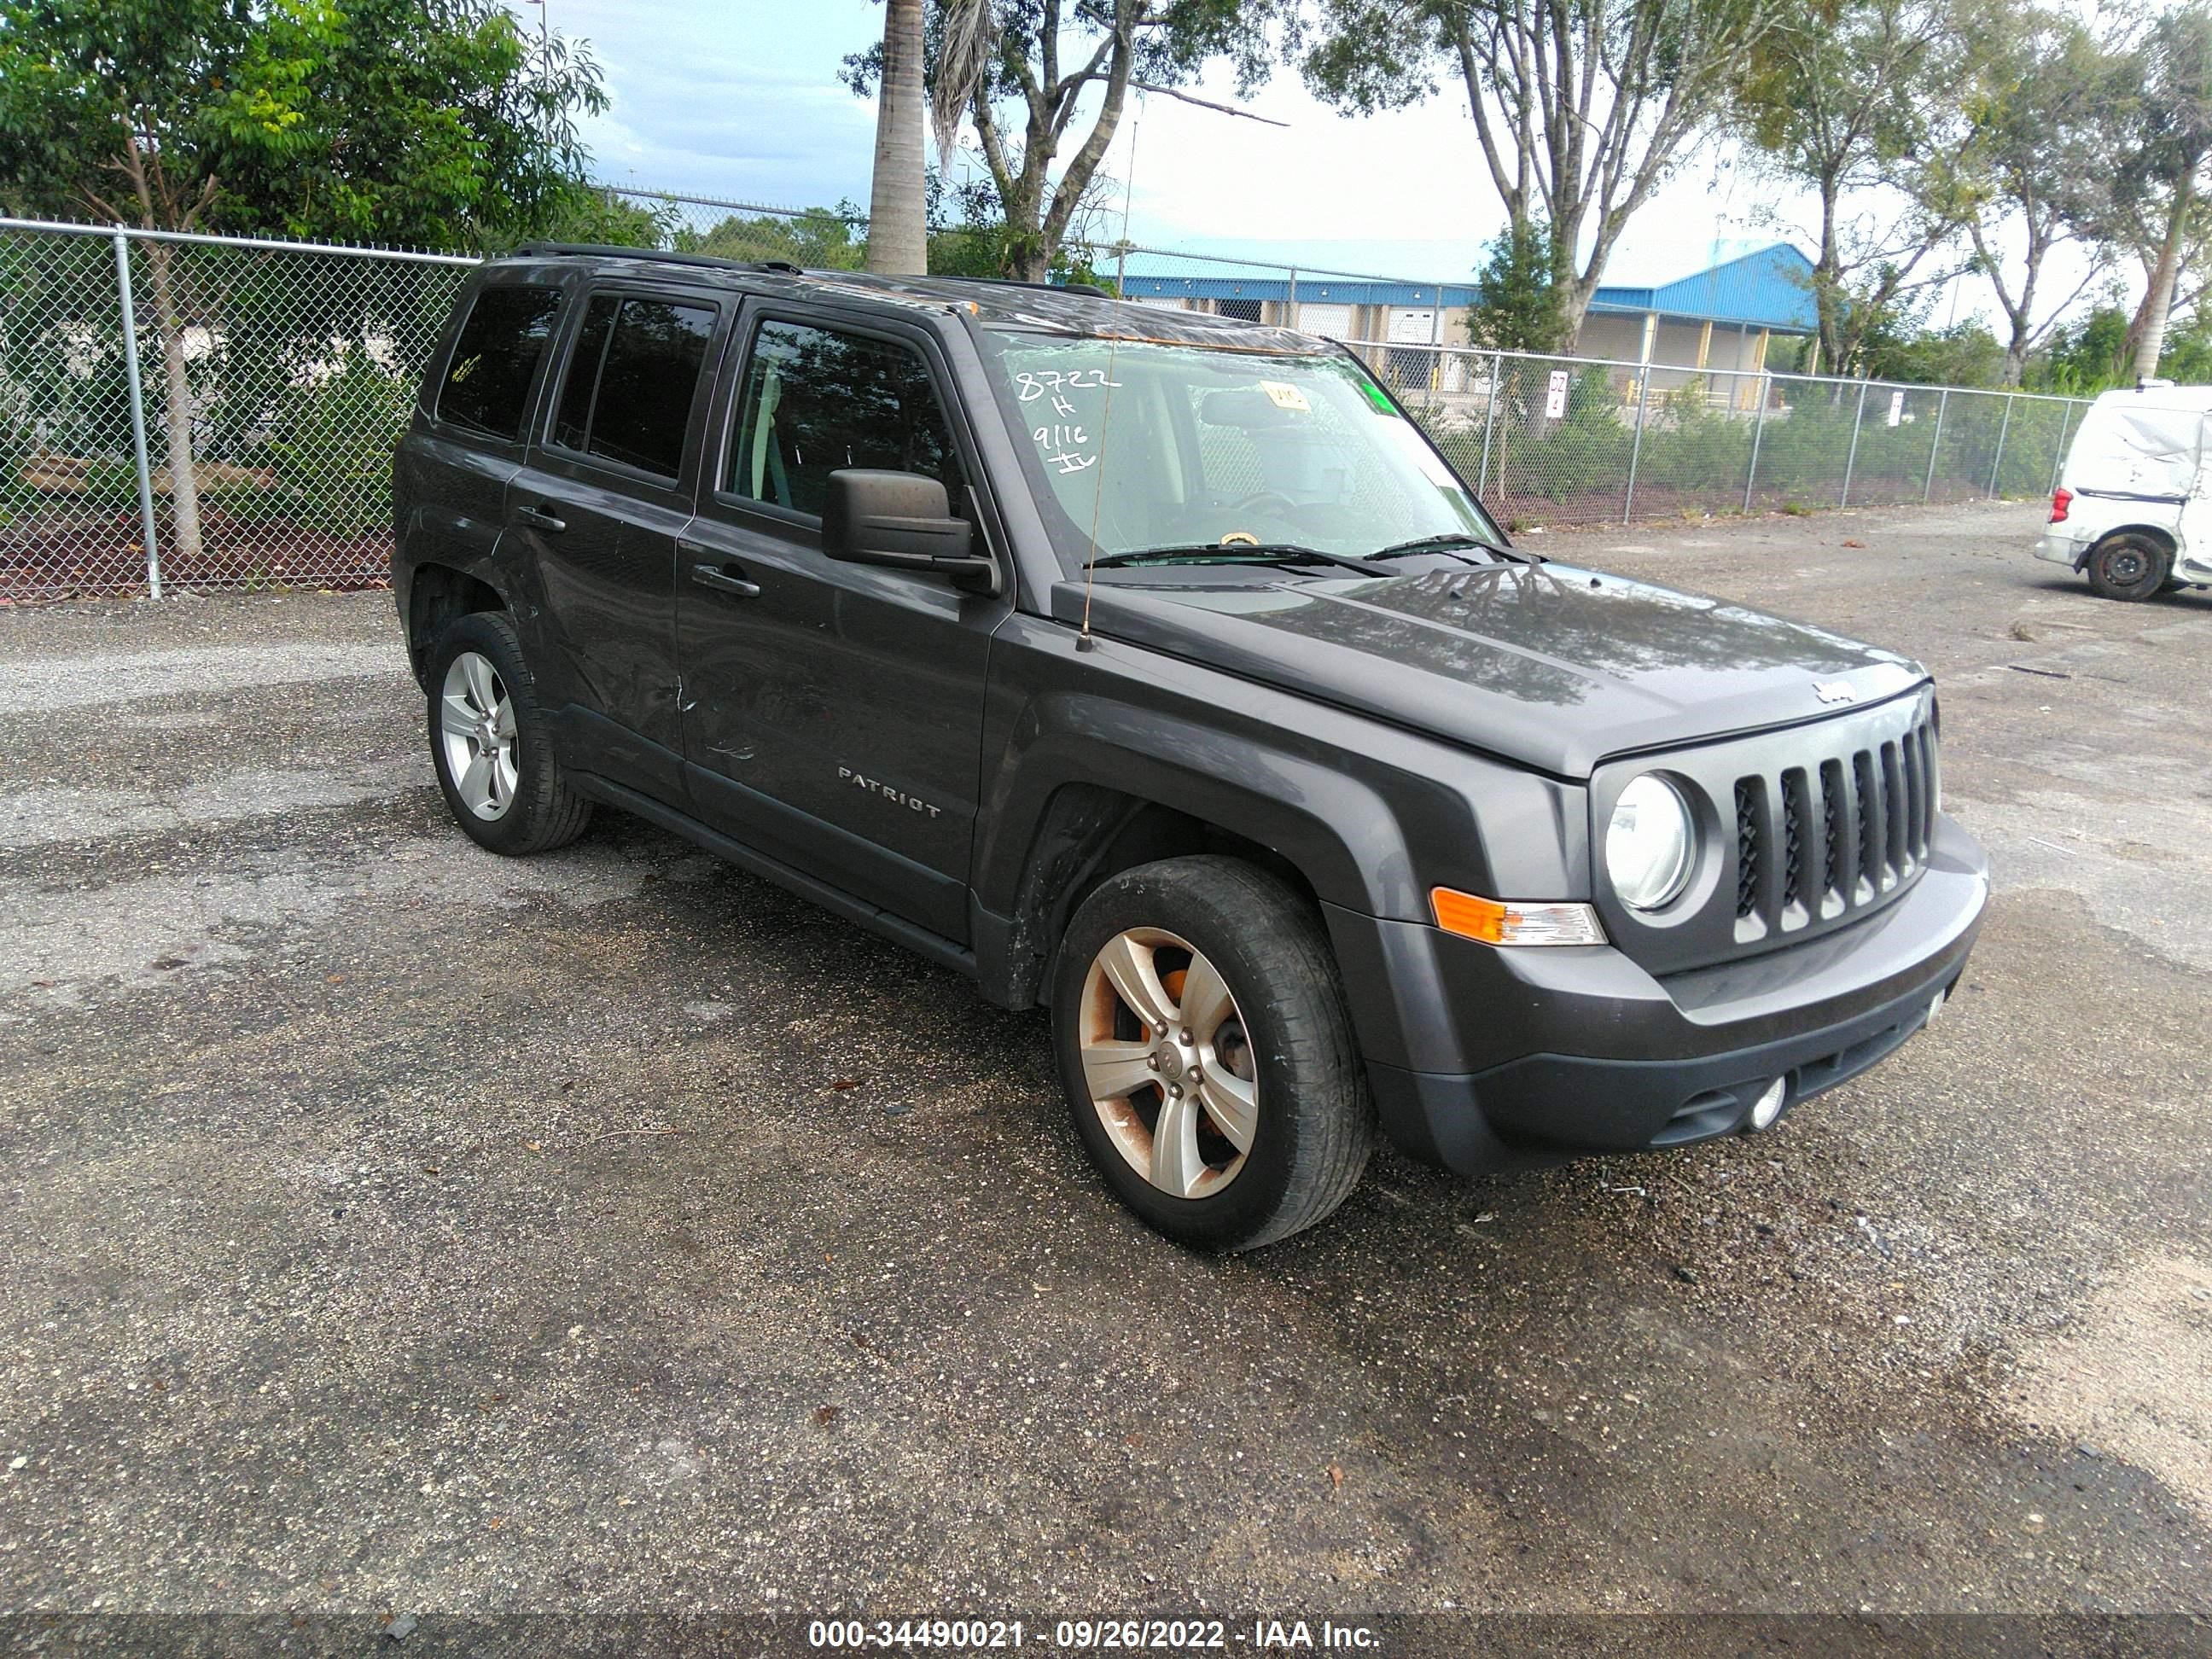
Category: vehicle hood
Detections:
[{"x1": 1051, "y1": 562, "x2": 1925, "y2": 778}]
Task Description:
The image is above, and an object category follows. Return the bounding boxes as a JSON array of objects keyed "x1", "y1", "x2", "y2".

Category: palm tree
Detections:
[{"x1": 866, "y1": 0, "x2": 928, "y2": 275}]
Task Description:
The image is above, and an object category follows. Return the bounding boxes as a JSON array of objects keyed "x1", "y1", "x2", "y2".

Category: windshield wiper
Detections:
[
  {"x1": 1368, "y1": 532, "x2": 1542, "y2": 565},
  {"x1": 1084, "y1": 542, "x2": 1382, "y2": 576}
]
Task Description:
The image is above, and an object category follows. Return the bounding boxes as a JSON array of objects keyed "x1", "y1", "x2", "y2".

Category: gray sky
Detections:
[{"x1": 545, "y1": 0, "x2": 2118, "y2": 329}]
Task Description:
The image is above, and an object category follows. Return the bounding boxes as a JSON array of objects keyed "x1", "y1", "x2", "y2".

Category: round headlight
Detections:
[{"x1": 1607, "y1": 774, "x2": 1694, "y2": 911}]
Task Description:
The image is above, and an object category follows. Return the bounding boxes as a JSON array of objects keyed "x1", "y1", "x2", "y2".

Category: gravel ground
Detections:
[{"x1": 1, "y1": 502, "x2": 2208, "y2": 1629}]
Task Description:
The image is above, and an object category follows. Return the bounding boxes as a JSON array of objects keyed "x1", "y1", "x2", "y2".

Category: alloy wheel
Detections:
[
  {"x1": 439, "y1": 650, "x2": 519, "y2": 820},
  {"x1": 1077, "y1": 927, "x2": 1259, "y2": 1200}
]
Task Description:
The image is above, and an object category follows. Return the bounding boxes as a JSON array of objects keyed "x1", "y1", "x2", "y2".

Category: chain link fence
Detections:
[
  {"x1": 1344, "y1": 345, "x2": 2085, "y2": 529},
  {"x1": 599, "y1": 187, "x2": 871, "y2": 268},
  {"x1": 2, "y1": 218, "x2": 472, "y2": 601},
  {"x1": 3, "y1": 202, "x2": 2091, "y2": 600}
]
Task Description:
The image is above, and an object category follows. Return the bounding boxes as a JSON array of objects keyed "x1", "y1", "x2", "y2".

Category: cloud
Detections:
[{"x1": 540, "y1": 0, "x2": 2107, "y2": 326}]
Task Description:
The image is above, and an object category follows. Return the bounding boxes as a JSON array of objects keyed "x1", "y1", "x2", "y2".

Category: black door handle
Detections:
[
  {"x1": 513, "y1": 504, "x2": 566, "y2": 533},
  {"x1": 690, "y1": 562, "x2": 761, "y2": 599}
]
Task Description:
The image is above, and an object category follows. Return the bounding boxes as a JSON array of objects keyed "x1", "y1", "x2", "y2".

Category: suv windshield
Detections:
[{"x1": 977, "y1": 330, "x2": 1504, "y2": 573}]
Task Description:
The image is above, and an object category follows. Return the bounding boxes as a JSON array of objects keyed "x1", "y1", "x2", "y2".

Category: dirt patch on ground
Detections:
[{"x1": 2005, "y1": 1255, "x2": 2212, "y2": 1525}]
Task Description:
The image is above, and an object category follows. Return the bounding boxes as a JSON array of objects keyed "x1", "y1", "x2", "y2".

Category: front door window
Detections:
[{"x1": 727, "y1": 319, "x2": 967, "y2": 515}]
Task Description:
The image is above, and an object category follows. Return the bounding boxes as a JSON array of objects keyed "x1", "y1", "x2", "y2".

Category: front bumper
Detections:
[{"x1": 1324, "y1": 814, "x2": 1988, "y2": 1174}]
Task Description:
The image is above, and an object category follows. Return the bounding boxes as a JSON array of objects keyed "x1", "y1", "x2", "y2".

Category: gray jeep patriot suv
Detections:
[{"x1": 393, "y1": 247, "x2": 1988, "y2": 1250}]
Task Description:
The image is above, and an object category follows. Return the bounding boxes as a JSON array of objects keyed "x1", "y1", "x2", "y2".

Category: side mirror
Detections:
[{"x1": 823, "y1": 469, "x2": 999, "y2": 594}]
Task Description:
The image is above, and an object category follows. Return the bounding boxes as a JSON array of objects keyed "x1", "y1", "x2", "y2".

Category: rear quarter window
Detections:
[
  {"x1": 549, "y1": 294, "x2": 718, "y2": 480},
  {"x1": 437, "y1": 284, "x2": 563, "y2": 439}
]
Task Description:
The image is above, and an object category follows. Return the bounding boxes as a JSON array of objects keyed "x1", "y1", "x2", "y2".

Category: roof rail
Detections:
[
  {"x1": 967, "y1": 275, "x2": 1114, "y2": 299},
  {"x1": 505, "y1": 242, "x2": 803, "y2": 276},
  {"x1": 500, "y1": 245, "x2": 1119, "y2": 302}
]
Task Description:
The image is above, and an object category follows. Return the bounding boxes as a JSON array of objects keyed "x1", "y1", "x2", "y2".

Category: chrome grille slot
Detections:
[
  {"x1": 1882, "y1": 740, "x2": 1907, "y2": 883},
  {"x1": 1734, "y1": 780, "x2": 1761, "y2": 918},
  {"x1": 1819, "y1": 759, "x2": 1847, "y2": 909},
  {"x1": 1855, "y1": 750, "x2": 1883, "y2": 894},
  {"x1": 1900, "y1": 734, "x2": 1924, "y2": 870},
  {"x1": 1780, "y1": 767, "x2": 1810, "y2": 916}
]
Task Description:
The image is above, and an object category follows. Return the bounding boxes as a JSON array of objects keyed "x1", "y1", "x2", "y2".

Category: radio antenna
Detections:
[{"x1": 1076, "y1": 90, "x2": 1145, "y2": 651}]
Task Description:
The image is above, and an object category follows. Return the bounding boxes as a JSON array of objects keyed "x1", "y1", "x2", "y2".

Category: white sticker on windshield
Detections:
[{"x1": 1259, "y1": 380, "x2": 1310, "y2": 413}]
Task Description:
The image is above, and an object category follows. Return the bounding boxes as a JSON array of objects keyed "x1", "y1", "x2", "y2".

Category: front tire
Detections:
[
  {"x1": 426, "y1": 610, "x2": 592, "y2": 855},
  {"x1": 1051, "y1": 855, "x2": 1375, "y2": 1251},
  {"x1": 2085, "y1": 533, "x2": 2171, "y2": 602}
]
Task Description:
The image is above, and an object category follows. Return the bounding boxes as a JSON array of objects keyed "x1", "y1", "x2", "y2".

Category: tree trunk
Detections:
[
  {"x1": 867, "y1": 0, "x2": 928, "y2": 276},
  {"x1": 1557, "y1": 269, "x2": 1599, "y2": 345},
  {"x1": 138, "y1": 241, "x2": 203, "y2": 568},
  {"x1": 2131, "y1": 180, "x2": 2191, "y2": 383},
  {"x1": 1004, "y1": 170, "x2": 1051, "y2": 282}
]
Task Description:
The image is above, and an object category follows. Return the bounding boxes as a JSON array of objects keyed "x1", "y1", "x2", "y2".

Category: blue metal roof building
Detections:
[
  {"x1": 1113, "y1": 242, "x2": 1816, "y2": 375},
  {"x1": 1586, "y1": 244, "x2": 1819, "y2": 333}
]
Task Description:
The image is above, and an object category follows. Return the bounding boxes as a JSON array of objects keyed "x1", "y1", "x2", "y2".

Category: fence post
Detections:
[
  {"x1": 1988, "y1": 394, "x2": 2013, "y2": 498},
  {"x1": 1923, "y1": 389, "x2": 1948, "y2": 503},
  {"x1": 1287, "y1": 265, "x2": 1297, "y2": 322},
  {"x1": 1113, "y1": 240, "x2": 1128, "y2": 300},
  {"x1": 1622, "y1": 368, "x2": 1653, "y2": 524},
  {"x1": 1476, "y1": 351, "x2": 1503, "y2": 498},
  {"x1": 1430, "y1": 284, "x2": 1445, "y2": 394},
  {"x1": 1743, "y1": 374, "x2": 1771, "y2": 515},
  {"x1": 1838, "y1": 381, "x2": 1871, "y2": 509},
  {"x1": 111, "y1": 231, "x2": 163, "y2": 601},
  {"x1": 2049, "y1": 402, "x2": 2075, "y2": 495}
]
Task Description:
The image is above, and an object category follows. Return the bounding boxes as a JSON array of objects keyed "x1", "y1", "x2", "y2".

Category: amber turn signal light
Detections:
[{"x1": 1431, "y1": 887, "x2": 1607, "y2": 947}]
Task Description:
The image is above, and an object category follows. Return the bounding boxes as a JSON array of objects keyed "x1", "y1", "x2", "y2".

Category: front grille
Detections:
[{"x1": 1732, "y1": 707, "x2": 1938, "y2": 940}]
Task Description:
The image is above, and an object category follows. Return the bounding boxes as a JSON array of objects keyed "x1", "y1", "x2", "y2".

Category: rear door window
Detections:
[
  {"x1": 437, "y1": 283, "x2": 562, "y2": 439},
  {"x1": 549, "y1": 294, "x2": 718, "y2": 480},
  {"x1": 726, "y1": 319, "x2": 965, "y2": 517}
]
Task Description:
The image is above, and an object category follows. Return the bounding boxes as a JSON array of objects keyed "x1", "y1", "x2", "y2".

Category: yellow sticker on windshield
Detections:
[{"x1": 1259, "y1": 380, "x2": 1310, "y2": 413}]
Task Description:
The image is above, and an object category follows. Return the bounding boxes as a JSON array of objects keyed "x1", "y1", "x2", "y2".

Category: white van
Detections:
[{"x1": 2034, "y1": 382, "x2": 2212, "y2": 599}]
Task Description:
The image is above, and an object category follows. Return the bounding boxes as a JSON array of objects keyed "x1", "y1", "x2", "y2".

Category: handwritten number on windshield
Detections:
[{"x1": 1016, "y1": 366, "x2": 1121, "y2": 474}]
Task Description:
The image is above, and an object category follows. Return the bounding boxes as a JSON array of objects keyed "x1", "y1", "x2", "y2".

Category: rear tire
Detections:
[
  {"x1": 2085, "y1": 533, "x2": 2171, "y2": 602},
  {"x1": 1051, "y1": 854, "x2": 1374, "y2": 1251},
  {"x1": 426, "y1": 610, "x2": 592, "y2": 856}
]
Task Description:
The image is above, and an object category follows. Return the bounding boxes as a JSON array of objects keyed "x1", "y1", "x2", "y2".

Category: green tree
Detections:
[
  {"x1": 1858, "y1": 314, "x2": 2005, "y2": 387},
  {"x1": 1466, "y1": 221, "x2": 1567, "y2": 355},
  {"x1": 1731, "y1": 0, "x2": 1970, "y2": 376},
  {"x1": 2150, "y1": 307, "x2": 2212, "y2": 381},
  {"x1": 1303, "y1": 0, "x2": 1778, "y2": 341},
  {"x1": 1931, "y1": 0, "x2": 2124, "y2": 384},
  {"x1": 923, "y1": 167, "x2": 1106, "y2": 282},
  {"x1": 677, "y1": 206, "x2": 870, "y2": 269},
  {"x1": 2105, "y1": 1, "x2": 2212, "y2": 379},
  {"x1": 2029, "y1": 297, "x2": 2212, "y2": 392},
  {"x1": 2029, "y1": 303, "x2": 2131, "y2": 391},
  {"x1": 529, "y1": 187, "x2": 678, "y2": 250},
  {"x1": 0, "y1": 0, "x2": 608, "y2": 562},
  {"x1": 848, "y1": 2, "x2": 1281, "y2": 282}
]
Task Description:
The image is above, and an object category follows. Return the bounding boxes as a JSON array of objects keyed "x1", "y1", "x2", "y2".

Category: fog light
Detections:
[
  {"x1": 1927, "y1": 988, "x2": 1947, "y2": 1025},
  {"x1": 1747, "y1": 1078, "x2": 1787, "y2": 1132}
]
